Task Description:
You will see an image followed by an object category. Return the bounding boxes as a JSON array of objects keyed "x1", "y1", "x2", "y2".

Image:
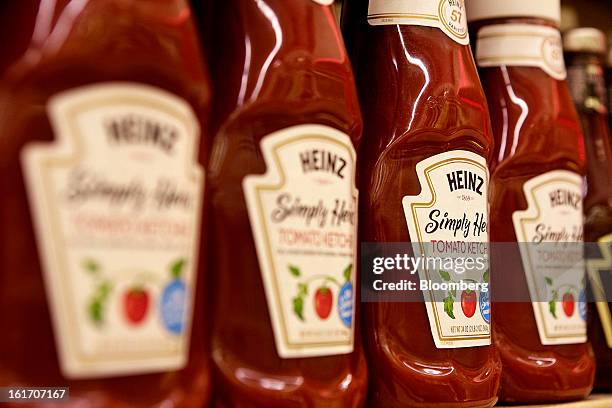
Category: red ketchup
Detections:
[
  {"x1": 343, "y1": 0, "x2": 501, "y2": 406},
  {"x1": 468, "y1": 0, "x2": 596, "y2": 403},
  {"x1": 564, "y1": 27, "x2": 612, "y2": 392},
  {"x1": 0, "y1": 1, "x2": 212, "y2": 406},
  {"x1": 206, "y1": 0, "x2": 367, "y2": 406}
]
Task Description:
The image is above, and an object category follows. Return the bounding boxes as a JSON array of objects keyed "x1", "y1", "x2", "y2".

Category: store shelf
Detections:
[{"x1": 498, "y1": 394, "x2": 612, "y2": 407}]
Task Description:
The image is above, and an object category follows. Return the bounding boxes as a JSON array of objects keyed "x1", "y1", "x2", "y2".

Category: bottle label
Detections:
[
  {"x1": 476, "y1": 24, "x2": 567, "y2": 80},
  {"x1": 21, "y1": 83, "x2": 204, "y2": 378},
  {"x1": 312, "y1": 0, "x2": 334, "y2": 5},
  {"x1": 568, "y1": 61, "x2": 608, "y2": 112},
  {"x1": 243, "y1": 125, "x2": 357, "y2": 358},
  {"x1": 513, "y1": 171, "x2": 587, "y2": 345},
  {"x1": 587, "y1": 234, "x2": 612, "y2": 348},
  {"x1": 367, "y1": 0, "x2": 469, "y2": 45},
  {"x1": 402, "y1": 151, "x2": 491, "y2": 348}
]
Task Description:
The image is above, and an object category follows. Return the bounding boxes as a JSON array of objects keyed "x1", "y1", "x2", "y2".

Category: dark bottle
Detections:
[
  {"x1": 206, "y1": 0, "x2": 367, "y2": 406},
  {"x1": 0, "y1": 1, "x2": 212, "y2": 406},
  {"x1": 343, "y1": 0, "x2": 501, "y2": 406},
  {"x1": 607, "y1": 47, "x2": 612, "y2": 132},
  {"x1": 565, "y1": 27, "x2": 612, "y2": 392},
  {"x1": 468, "y1": 0, "x2": 595, "y2": 403}
]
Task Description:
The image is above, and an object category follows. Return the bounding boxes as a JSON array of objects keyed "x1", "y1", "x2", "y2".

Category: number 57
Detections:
[{"x1": 451, "y1": 10, "x2": 462, "y2": 23}]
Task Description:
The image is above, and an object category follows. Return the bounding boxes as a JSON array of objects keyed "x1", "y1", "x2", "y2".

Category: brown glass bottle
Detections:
[
  {"x1": 468, "y1": 1, "x2": 596, "y2": 402},
  {"x1": 0, "y1": 1, "x2": 212, "y2": 406},
  {"x1": 565, "y1": 27, "x2": 612, "y2": 392},
  {"x1": 607, "y1": 49, "x2": 612, "y2": 131},
  {"x1": 343, "y1": 0, "x2": 501, "y2": 406},
  {"x1": 206, "y1": 0, "x2": 367, "y2": 406}
]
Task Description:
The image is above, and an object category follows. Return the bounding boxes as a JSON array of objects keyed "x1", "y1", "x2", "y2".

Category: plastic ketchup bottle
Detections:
[
  {"x1": 467, "y1": 0, "x2": 596, "y2": 403},
  {"x1": 206, "y1": 0, "x2": 367, "y2": 406},
  {"x1": 343, "y1": 0, "x2": 501, "y2": 406},
  {"x1": 564, "y1": 27, "x2": 612, "y2": 392},
  {"x1": 0, "y1": 1, "x2": 212, "y2": 406}
]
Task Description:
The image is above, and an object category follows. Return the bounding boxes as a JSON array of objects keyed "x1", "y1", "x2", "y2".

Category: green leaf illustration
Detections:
[
  {"x1": 289, "y1": 265, "x2": 301, "y2": 277},
  {"x1": 343, "y1": 264, "x2": 353, "y2": 281},
  {"x1": 483, "y1": 270, "x2": 489, "y2": 282},
  {"x1": 298, "y1": 283, "x2": 308, "y2": 297},
  {"x1": 549, "y1": 290, "x2": 558, "y2": 318},
  {"x1": 170, "y1": 258, "x2": 186, "y2": 279},
  {"x1": 545, "y1": 276, "x2": 553, "y2": 286},
  {"x1": 443, "y1": 295, "x2": 455, "y2": 319},
  {"x1": 83, "y1": 259, "x2": 100, "y2": 274},
  {"x1": 439, "y1": 270, "x2": 451, "y2": 282},
  {"x1": 88, "y1": 280, "x2": 112, "y2": 326},
  {"x1": 293, "y1": 296, "x2": 304, "y2": 321},
  {"x1": 88, "y1": 300, "x2": 103, "y2": 324}
]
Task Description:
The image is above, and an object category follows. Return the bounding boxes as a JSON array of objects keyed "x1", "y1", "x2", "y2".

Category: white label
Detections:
[
  {"x1": 476, "y1": 24, "x2": 567, "y2": 80},
  {"x1": 312, "y1": 0, "x2": 334, "y2": 5},
  {"x1": 587, "y1": 234, "x2": 612, "y2": 348},
  {"x1": 368, "y1": 0, "x2": 469, "y2": 45},
  {"x1": 402, "y1": 151, "x2": 491, "y2": 348},
  {"x1": 21, "y1": 83, "x2": 204, "y2": 378},
  {"x1": 513, "y1": 171, "x2": 586, "y2": 345},
  {"x1": 243, "y1": 125, "x2": 357, "y2": 358}
]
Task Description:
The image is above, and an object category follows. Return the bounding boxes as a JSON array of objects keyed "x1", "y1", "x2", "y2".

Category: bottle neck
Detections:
[
  {"x1": 470, "y1": 17, "x2": 566, "y2": 81},
  {"x1": 566, "y1": 51, "x2": 608, "y2": 114},
  {"x1": 367, "y1": 0, "x2": 470, "y2": 45}
]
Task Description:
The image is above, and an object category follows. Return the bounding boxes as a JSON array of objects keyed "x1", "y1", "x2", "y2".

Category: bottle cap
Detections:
[
  {"x1": 466, "y1": 0, "x2": 561, "y2": 24},
  {"x1": 563, "y1": 28, "x2": 606, "y2": 55}
]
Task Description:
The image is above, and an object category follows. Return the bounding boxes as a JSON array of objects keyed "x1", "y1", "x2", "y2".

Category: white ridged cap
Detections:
[
  {"x1": 466, "y1": 0, "x2": 561, "y2": 24},
  {"x1": 563, "y1": 28, "x2": 607, "y2": 54}
]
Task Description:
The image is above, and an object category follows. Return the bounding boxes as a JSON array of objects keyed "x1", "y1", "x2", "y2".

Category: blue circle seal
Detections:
[
  {"x1": 479, "y1": 290, "x2": 490, "y2": 324},
  {"x1": 578, "y1": 289, "x2": 587, "y2": 321},
  {"x1": 160, "y1": 279, "x2": 186, "y2": 334},
  {"x1": 337, "y1": 282, "x2": 354, "y2": 328}
]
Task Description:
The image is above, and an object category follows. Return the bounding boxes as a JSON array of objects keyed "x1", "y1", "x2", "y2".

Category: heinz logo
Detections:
[
  {"x1": 446, "y1": 170, "x2": 484, "y2": 195},
  {"x1": 105, "y1": 114, "x2": 178, "y2": 153}
]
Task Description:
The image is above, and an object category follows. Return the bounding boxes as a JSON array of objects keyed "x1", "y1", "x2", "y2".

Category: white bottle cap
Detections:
[
  {"x1": 466, "y1": 0, "x2": 561, "y2": 24},
  {"x1": 563, "y1": 28, "x2": 607, "y2": 55}
]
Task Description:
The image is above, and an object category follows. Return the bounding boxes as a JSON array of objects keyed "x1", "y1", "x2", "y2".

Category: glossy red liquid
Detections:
[
  {"x1": 206, "y1": 1, "x2": 367, "y2": 407},
  {"x1": 566, "y1": 47, "x2": 612, "y2": 392},
  {"x1": 343, "y1": 1, "x2": 501, "y2": 406},
  {"x1": 472, "y1": 17, "x2": 596, "y2": 403},
  {"x1": 0, "y1": 0, "x2": 39, "y2": 75},
  {"x1": 0, "y1": 1, "x2": 212, "y2": 406}
]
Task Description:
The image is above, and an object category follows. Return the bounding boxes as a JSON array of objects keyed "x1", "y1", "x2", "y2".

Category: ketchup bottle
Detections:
[
  {"x1": 0, "y1": 1, "x2": 212, "y2": 406},
  {"x1": 206, "y1": 0, "x2": 367, "y2": 406},
  {"x1": 564, "y1": 27, "x2": 612, "y2": 392},
  {"x1": 467, "y1": 0, "x2": 596, "y2": 403},
  {"x1": 343, "y1": 0, "x2": 501, "y2": 406},
  {"x1": 607, "y1": 48, "x2": 612, "y2": 130}
]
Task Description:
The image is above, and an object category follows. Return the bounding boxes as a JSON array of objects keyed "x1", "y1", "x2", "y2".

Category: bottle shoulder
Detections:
[{"x1": 3, "y1": 1, "x2": 209, "y2": 92}]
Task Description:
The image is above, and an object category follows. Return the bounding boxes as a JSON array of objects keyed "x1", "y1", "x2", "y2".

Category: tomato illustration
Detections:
[
  {"x1": 562, "y1": 292, "x2": 575, "y2": 317},
  {"x1": 124, "y1": 287, "x2": 149, "y2": 325},
  {"x1": 461, "y1": 290, "x2": 477, "y2": 318},
  {"x1": 314, "y1": 287, "x2": 333, "y2": 319}
]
